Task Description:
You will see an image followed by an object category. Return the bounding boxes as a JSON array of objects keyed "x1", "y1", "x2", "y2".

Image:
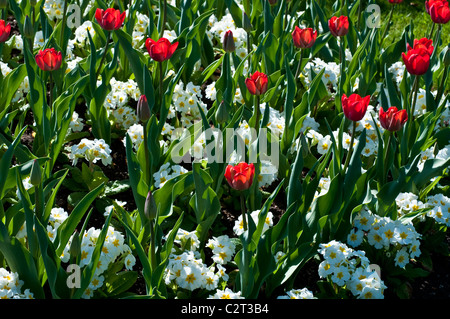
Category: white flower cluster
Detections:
[
  {"x1": 206, "y1": 235, "x2": 237, "y2": 265},
  {"x1": 277, "y1": 288, "x2": 316, "y2": 299},
  {"x1": 164, "y1": 229, "x2": 235, "y2": 293},
  {"x1": 43, "y1": 0, "x2": 65, "y2": 21},
  {"x1": 69, "y1": 138, "x2": 112, "y2": 166},
  {"x1": 68, "y1": 111, "x2": 85, "y2": 133},
  {"x1": 208, "y1": 287, "x2": 245, "y2": 299},
  {"x1": 318, "y1": 240, "x2": 387, "y2": 299},
  {"x1": 416, "y1": 143, "x2": 450, "y2": 172},
  {"x1": 171, "y1": 81, "x2": 208, "y2": 128},
  {"x1": 388, "y1": 61, "x2": 405, "y2": 86},
  {"x1": 153, "y1": 162, "x2": 189, "y2": 189},
  {"x1": 395, "y1": 192, "x2": 426, "y2": 218},
  {"x1": 124, "y1": 123, "x2": 144, "y2": 151},
  {"x1": 303, "y1": 58, "x2": 340, "y2": 94},
  {"x1": 0, "y1": 268, "x2": 34, "y2": 299},
  {"x1": 73, "y1": 21, "x2": 96, "y2": 48},
  {"x1": 233, "y1": 210, "x2": 274, "y2": 236},
  {"x1": 105, "y1": 78, "x2": 141, "y2": 129},
  {"x1": 61, "y1": 226, "x2": 135, "y2": 299},
  {"x1": 207, "y1": 12, "x2": 249, "y2": 61},
  {"x1": 425, "y1": 193, "x2": 450, "y2": 227},
  {"x1": 348, "y1": 208, "x2": 422, "y2": 268}
]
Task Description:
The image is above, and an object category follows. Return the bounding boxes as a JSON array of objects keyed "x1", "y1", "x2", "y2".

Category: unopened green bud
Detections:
[
  {"x1": 0, "y1": 0, "x2": 7, "y2": 9},
  {"x1": 144, "y1": 191, "x2": 157, "y2": 221},
  {"x1": 29, "y1": 0, "x2": 37, "y2": 7},
  {"x1": 69, "y1": 231, "x2": 81, "y2": 261},
  {"x1": 215, "y1": 100, "x2": 229, "y2": 124},
  {"x1": 24, "y1": 16, "x2": 34, "y2": 40},
  {"x1": 242, "y1": 12, "x2": 252, "y2": 33},
  {"x1": 30, "y1": 159, "x2": 42, "y2": 186}
]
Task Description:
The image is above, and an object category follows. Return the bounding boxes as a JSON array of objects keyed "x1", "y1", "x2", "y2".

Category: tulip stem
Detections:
[
  {"x1": 294, "y1": 49, "x2": 303, "y2": 81},
  {"x1": 410, "y1": 75, "x2": 420, "y2": 119},
  {"x1": 49, "y1": 71, "x2": 54, "y2": 110},
  {"x1": 343, "y1": 120, "x2": 356, "y2": 173},
  {"x1": 149, "y1": 220, "x2": 157, "y2": 270},
  {"x1": 96, "y1": 31, "x2": 111, "y2": 80},
  {"x1": 255, "y1": 95, "x2": 261, "y2": 137},
  {"x1": 383, "y1": 132, "x2": 393, "y2": 185},
  {"x1": 159, "y1": 61, "x2": 164, "y2": 111},
  {"x1": 240, "y1": 193, "x2": 248, "y2": 232},
  {"x1": 143, "y1": 120, "x2": 151, "y2": 188},
  {"x1": 429, "y1": 22, "x2": 436, "y2": 41}
]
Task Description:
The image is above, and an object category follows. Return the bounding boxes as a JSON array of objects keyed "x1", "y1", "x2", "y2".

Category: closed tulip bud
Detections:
[
  {"x1": 223, "y1": 30, "x2": 235, "y2": 53},
  {"x1": 69, "y1": 231, "x2": 81, "y2": 260},
  {"x1": 30, "y1": 159, "x2": 42, "y2": 186},
  {"x1": 137, "y1": 94, "x2": 151, "y2": 122},
  {"x1": 23, "y1": 16, "x2": 34, "y2": 40},
  {"x1": 29, "y1": 0, "x2": 37, "y2": 7},
  {"x1": 268, "y1": 0, "x2": 277, "y2": 5},
  {"x1": 144, "y1": 191, "x2": 157, "y2": 221},
  {"x1": 216, "y1": 100, "x2": 229, "y2": 124},
  {"x1": 242, "y1": 12, "x2": 252, "y2": 33}
]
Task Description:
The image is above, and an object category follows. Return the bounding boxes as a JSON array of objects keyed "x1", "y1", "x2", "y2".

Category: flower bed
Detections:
[{"x1": 0, "y1": 0, "x2": 449, "y2": 300}]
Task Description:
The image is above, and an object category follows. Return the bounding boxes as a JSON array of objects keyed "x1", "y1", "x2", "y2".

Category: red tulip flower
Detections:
[
  {"x1": 407, "y1": 38, "x2": 434, "y2": 56},
  {"x1": 425, "y1": 0, "x2": 450, "y2": 24},
  {"x1": 0, "y1": 20, "x2": 11, "y2": 43},
  {"x1": 292, "y1": 27, "x2": 318, "y2": 49},
  {"x1": 35, "y1": 48, "x2": 62, "y2": 72},
  {"x1": 341, "y1": 93, "x2": 371, "y2": 122},
  {"x1": 379, "y1": 107, "x2": 408, "y2": 132},
  {"x1": 245, "y1": 71, "x2": 268, "y2": 96},
  {"x1": 95, "y1": 8, "x2": 126, "y2": 31},
  {"x1": 145, "y1": 37, "x2": 179, "y2": 62},
  {"x1": 389, "y1": 0, "x2": 403, "y2": 3},
  {"x1": 328, "y1": 16, "x2": 349, "y2": 37},
  {"x1": 402, "y1": 47, "x2": 431, "y2": 75},
  {"x1": 224, "y1": 162, "x2": 255, "y2": 191}
]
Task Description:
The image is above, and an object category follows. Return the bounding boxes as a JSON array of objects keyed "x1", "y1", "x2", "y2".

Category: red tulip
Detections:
[
  {"x1": 245, "y1": 71, "x2": 268, "y2": 96},
  {"x1": 292, "y1": 27, "x2": 318, "y2": 49},
  {"x1": 35, "y1": 48, "x2": 62, "y2": 72},
  {"x1": 379, "y1": 107, "x2": 408, "y2": 131},
  {"x1": 425, "y1": 0, "x2": 450, "y2": 24},
  {"x1": 0, "y1": 19, "x2": 11, "y2": 43},
  {"x1": 224, "y1": 162, "x2": 255, "y2": 191},
  {"x1": 407, "y1": 38, "x2": 434, "y2": 56},
  {"x1": 402, "y1": 47, "x2": 431, "y2": 75},
  {"x1": 328, "y1": 16, "x2": 349, "y2": 37},
  {"x1": 145, "y1": 37, "x2": 179, "y2": 62},
  {"x1": 341, "y1": 93, "x2": 371, "y2": 122},
  {"x1": 389, "y1": 0, "x2": 403, "y2": 3},
  {"x1": 95, "y1": 8, "x2": 126, "y2": 31}
]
